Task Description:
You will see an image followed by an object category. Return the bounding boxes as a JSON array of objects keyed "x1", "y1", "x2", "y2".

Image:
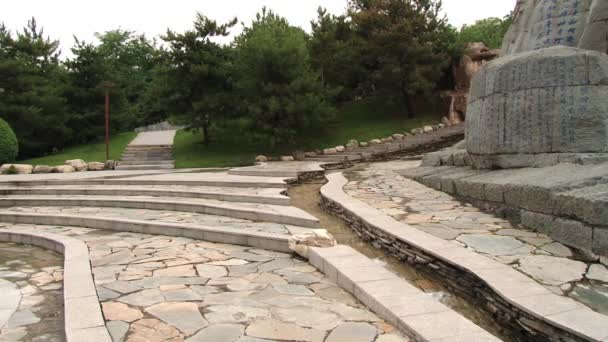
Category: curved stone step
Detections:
[
  {"x1": 228, "y1": 162, "x2": 324, "y2": 178},
  {"x1": 0, "y1": 211, "x2": 298, "y2": 253},
  {"x1": 0, "y1": 186, "x2": 290, "y2": 205},
  {"x1": 0, "y1": 195, "x2": 319, "y2": 228}
]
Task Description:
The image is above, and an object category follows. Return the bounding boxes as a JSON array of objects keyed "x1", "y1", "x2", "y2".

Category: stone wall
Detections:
[
  {"x1": 502, "y1": 0, "x2": 608, "y2": 55},
  {"x1": 466, "y1": 46, "x2": 608, "y2": 163},
  {"x1": 320, "y1": 193, "x2": 588, "y2": 342}
]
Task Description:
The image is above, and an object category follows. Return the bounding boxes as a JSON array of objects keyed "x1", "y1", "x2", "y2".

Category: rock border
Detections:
[
  {"x1": 320, "y1": 172, "x2": 608, "y2": 342},
  {"x1": 308, "y1": 245, "x2": 500, "y2": 342},
  {"x1": 0, "y1": 229, "x2": 111, "y2": 342},
  {"x1": 0, "y1": 212, "x2": 292, "y2": 253}
]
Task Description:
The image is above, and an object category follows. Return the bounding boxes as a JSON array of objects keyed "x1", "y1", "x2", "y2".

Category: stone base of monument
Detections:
[
  {"x1": 400, "y1": 161, "x2": 608, "y2": 259},
  {"x1": 465, "y1": 46, "x2": 608, "y2": 169}
]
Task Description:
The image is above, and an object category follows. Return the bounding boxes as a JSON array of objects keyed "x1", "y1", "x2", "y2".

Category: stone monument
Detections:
[{"x1": 465, "y1": 0, "x2": 608, "y2": 169}]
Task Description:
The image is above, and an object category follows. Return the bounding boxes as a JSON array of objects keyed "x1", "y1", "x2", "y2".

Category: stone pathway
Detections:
[
  {"x1": 0, "y1": 241, "x2": 64, "y2": 341},
  {"x1": 344, "y1": 160, "x2": 608, "y2": 315},
  {"x1": 0, "y1": 223, "x2": 410, "y2": 342}
]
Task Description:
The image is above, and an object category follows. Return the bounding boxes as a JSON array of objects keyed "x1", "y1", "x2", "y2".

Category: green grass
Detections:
[
  {"x1": 175, "y1": 97, "x2": 443, "y2": 168},
  {"x1": 20, "y1": 132, "x2": 137, "y2": 166}
]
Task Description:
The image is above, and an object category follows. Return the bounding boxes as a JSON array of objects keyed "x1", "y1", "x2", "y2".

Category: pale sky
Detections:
[{"x1": 1, "y1": 0, "x2": 515, "y2": 57}]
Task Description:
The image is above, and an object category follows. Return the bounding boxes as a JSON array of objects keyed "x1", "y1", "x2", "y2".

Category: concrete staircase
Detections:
[{"x1": 116, "y1": 144, "x2": 175, "y2": 170}]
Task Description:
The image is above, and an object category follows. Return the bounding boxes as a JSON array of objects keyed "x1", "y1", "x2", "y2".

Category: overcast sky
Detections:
[{"x1": 2, "y1": 0, "x2": 515, "y2": 57}]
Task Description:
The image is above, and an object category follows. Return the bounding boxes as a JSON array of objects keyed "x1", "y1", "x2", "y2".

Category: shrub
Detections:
[{"x1": 0, "y1": 118, "x2": 19, "y2": 164}]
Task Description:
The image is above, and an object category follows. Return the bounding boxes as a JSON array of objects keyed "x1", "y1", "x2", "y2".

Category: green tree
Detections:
[
  {"x1": 309, "y1": 8, "x2": 361, "y2": 99},
  {"x1": 161, "y1": 14, "x2": 237, "y2": 145},
  {"x1": 455, "y1": 15, "x2": 513, "y2": 51},
  {"x1": 0, "y1": 18, "x2": 71, "y2": 158},
  {"x1": 234, "y1": 9, "x2": 336, "y2": 147},
  {"x1": 348, "y1": 0, "x2": 455, "y2": 117},
  {"x1": 0, "y1": 118, "x2": 18, "y2": 164}
]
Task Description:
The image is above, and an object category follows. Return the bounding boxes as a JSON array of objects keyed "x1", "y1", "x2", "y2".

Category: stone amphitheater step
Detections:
[
  {"x1": 228, "y1": 162, "x2": 325, "y2": 178},
  {"x1": 0, "y1": 209, "x2": 300, "y2": 252},
  {"x1": 0, "y1": 185, "x2": 290, "y2": 205},
  {"x1": 0, "y1": 195, "x2": 319, "y2": 228}
]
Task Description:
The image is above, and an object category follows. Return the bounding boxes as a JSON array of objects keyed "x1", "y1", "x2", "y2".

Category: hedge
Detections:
[{"x1": 0, "y1": 118, "x2": 18, "y2": 165}]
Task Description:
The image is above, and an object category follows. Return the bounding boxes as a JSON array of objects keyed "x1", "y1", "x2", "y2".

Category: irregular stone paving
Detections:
[
  {"x1": 344, "y1": 160, "x2": 608, "y2": 315},
  {"x1": 2, "y1": 206, "x2": 311, "y2": 236},
  {"x1": 0, "y1": 223, "x2": 410, "y2": 342},
  {"x1": 0, "y1": 242, "x2": 64, "y2": 341}
]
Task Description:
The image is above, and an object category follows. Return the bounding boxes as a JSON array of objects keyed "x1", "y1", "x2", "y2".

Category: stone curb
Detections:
[
  {"x1": 0, "y1": 196, "x2": 319, "y2": 229},
  {"x1": 0, "y1": 212, "x2": 292, "y2": 253},
  {"x1": 0, "y1": 186, "x2": 291, "y2": 206},
  {"x1": 0, "y1": 179, "x2": 288, "y2": 189},
  {"x1": 308, "y1": 245, "x2": 500, "y2": 342},
  {"x1": 320, "y1": 172, "x2": 608, "y2": 342},
  {"x1": 0, "y1": 229, "x2": 111, "y2": 342}
]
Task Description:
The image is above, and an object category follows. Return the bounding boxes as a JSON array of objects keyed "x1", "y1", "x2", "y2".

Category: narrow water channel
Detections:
[{"x1": 288, "y1": 179, "x2": 514, "y2": 342}]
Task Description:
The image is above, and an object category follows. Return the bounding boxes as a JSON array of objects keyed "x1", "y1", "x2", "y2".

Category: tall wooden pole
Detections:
[{"x1": 105, "y1": 88, "x2": 110, "y2": 161}]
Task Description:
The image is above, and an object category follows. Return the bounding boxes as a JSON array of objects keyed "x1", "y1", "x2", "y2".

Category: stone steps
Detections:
[
  {"x1": 0, "y1": 195, "x2": 319, "y2": 228},
  {"x1": 0, "y1": 211, "x2": 293, "y2": 252},
  {"x1": 115, "y1": 164, "x2": 175, "y2": 171},
  {"x1": 118, "y1": 160, "x2": 174, "y2": 166},
  {"x1": 0, "y1": 186, "x2": 290, "y2": 206},
  {"x1": 228, "y1": 162, "x2": 325, "y2": 178},
  {"x1": 119, "y1": 138, "x2": 175, "y2": 171}
]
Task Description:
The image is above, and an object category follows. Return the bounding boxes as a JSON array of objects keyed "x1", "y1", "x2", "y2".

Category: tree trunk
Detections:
[{"x1": 202, "y1": 124, "x2": 209, "y2": 146}]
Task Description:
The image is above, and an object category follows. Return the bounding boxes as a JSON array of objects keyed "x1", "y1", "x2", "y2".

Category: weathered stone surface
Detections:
[
  {"x1": 288, "y1": 229, "x2": 336, "y2": 258},
  {"x1": 255, "y1": 155, "x2": 268, "y2": 163},
  {"x1": 195, "y1": 265, "x2": 227, "y2": 279},
  {"x1": 280, "y1": 156, "x2": 294, "y2": 162},
  {"x1": 335, "y1": 146, "x2": 345, "y2": 153},
  {"x1": 324, "y1": 148, "x2": 338, "y2": 155},
  {"x1": 87, "y1": 162, "x2": 105, "y2": 171},
  {"x1": 32, "y1": 165, "x2": 52, "y2": 174},
  {"x1": 502, "y1": 0, "x2": 608, "y2": 54},
  {"x1": 65, "y1": 159, "x2": 88, "y2": 171},
  {"x1": 204, "y1": 305, "x2": 269, "y2": 324},
  {"x1": 517, "y1": 255, "x2": 587, "y2": 286},
  {"x1": 145, "y1": 302, "x2": 208, "y2": 335},
  {"x1": 245, "y1": 319, "x2": 325, "y2": 341},
  {"x1": 457, "y1": 234, "x2": 534, "y2": 256},
  {"x1": 466, "y1": 46, "x2": 608, "y2": 167},
  {"x1": 569, "y1": 283, "x2": 608, "y2": 315},
  {"x1": 0, "y1": 164, "x2": 33, "y2": 174},
  {"x1": 51, "y1": 165, "x2": 76, "y2": 173},
  {"x1": 586, "y1": 264, "x2": 608, "y2": 283},
  {"x1": 127, "y1": 318, "x2": 182, "y2": 342},
  {"x1": 186, "y1": 323, "x2": 244, "y2": 342},
  {"x1": 106, "y1": 320, "x2": 129, "y2": 342},
  {"x1": 326, "y1": 322, "x2": 377, "y2": 342},
  {"x1": 102, "y1": 302, "x2": 143, "y2": 322},
  {"x1": 118, "y1": 289, "x2": 165, "y2": 307}
]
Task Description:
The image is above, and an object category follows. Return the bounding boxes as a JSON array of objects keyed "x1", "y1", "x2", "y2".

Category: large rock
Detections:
[
  {"x1": 65, "y1": 159, "x2": 88, "y2": 171},
  {"x1": 104, "y1": 160, "x2": 116, "y2": 170},
  {"x1": 52, "y1": 165, "x2": 76, "y2": 173},
  {"x1": 502, "y1": 0, "x2": 608, "y2": 55},
  {"x1": 87, "y1": 162, "x2": 105, "y2": 171},
  {"x1": 0, "y1": 164, "x2": 33, "y2": 174},
  {"x1": 466, "y1": 46, "x2": 608, "y2": 168},
  {"x1": 288, "y1": 229, "x2": 337, "y2": 258},
  {"x1": 255, "y1": 155, "x2": 268, "y2": 163},
  {"x1": 33, "y1": 165, "x2": 52, "y2": 174}
]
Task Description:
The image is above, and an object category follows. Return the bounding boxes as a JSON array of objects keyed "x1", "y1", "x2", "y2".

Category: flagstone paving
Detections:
[
  {"x1": 1, "y1": 206, "x2": 310, "y2": 236},
  {"x1": 0, "y1": 241, "x2": 64, "y2": 341},
  {"x1": 343, "y1": 160, "x2": 608, "y2": 315},
  {"x1": 0, "y1": 223, "x2": 410, "y2": 342}
]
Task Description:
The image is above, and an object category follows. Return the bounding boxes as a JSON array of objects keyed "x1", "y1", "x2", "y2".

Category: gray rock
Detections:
[
  {"x1": 146, "y1": 302, "x2": 208, "y2": 335},
  {"x1": 272, "y1": 284, "x2": 314, "y2": 296},
  {"x1": 517, "y1": 255, "x2": 587, "y2": 286},
  {"x1": 587, "y1": 264, "x2": 608, "y2": 283},
  {"x1": 457, "y1": 234, "x2": 534, "y2": 256},
  {"x1": 32, "y1": 165, "x2": 52, "y2": 174},
  {"x1": 106, "y1": 320, "x2": 129, "y2": 342},
  {"x1": 186, "y1": 323, "x2": 244, "y2": 342},
  {"x1": 117, "y1": 289, "x2": 165, "y2": 307},
  {"x1": 326, "y1": 322, "x2": 377, "y2": 342}
]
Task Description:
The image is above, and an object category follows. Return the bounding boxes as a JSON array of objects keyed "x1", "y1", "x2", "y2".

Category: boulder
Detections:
[
  {"x1": 335, "y1": 146, "x2": 345, "y2": 153},
  {"x1": 392, "y1": 134, "x2": 405, "y2": 140},
  {"x1": 288, "y1": 229, "x2": 337, "y2": 258},
  {"x1": 304, "y1": 152, "x2": 317, "y2": 158},
  {"x1": 438, "y1": 123, "x2": 446, "y2": 129},
  {"x1": 423, "y1": 126, "x2": 434, "y2": 133},
  {"x1": 65, "y1": 159, "x2": 88, "y2": 171},
  {"x1": 381, "y1": 137, "x2": 394, "y2": 143},
  {"x1": 369, "y1": 139, "x2": 382, "y2": 145},
  {"x1": 345, "y1": 140, "x2": 358, "y2": 149},
  {"x1": 0, "y1": 164, "x2": 33, "y2": 174},
  {"x1": 280, "y1": 156, "x2": 295, "y2": 162},
  {"x1": 323, "y1": 148, "x2": 338, "y2": 155},
  {"x1": 33, "y1": 165, "x2": 52, "y2": 174},
  {"x1": 293, "y1": 151, "x2": 306, "y2": 161},
  {"x1": 255, "y1": 155, "x2": 268, "y2": 163},
  {"x1": 359, "y1": 142, "x2": 369, "y2": 147},
  {"x1": 104, "y1": 160, "x2": 116, "y2": 170},
  {"x1": 52, "y1": 165, "x2": 76, "y2": 173},
  {"x1": 87, "y1": 162, "x2": 105, "y2": 171}
]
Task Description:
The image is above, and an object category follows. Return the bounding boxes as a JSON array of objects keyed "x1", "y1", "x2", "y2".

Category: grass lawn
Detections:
[
  {"x1": 20, "y1": 132, "x2": 137, "y2": 166},
  {"x1": 175, "y1": 97, "x2": 443, "y2": 168}
]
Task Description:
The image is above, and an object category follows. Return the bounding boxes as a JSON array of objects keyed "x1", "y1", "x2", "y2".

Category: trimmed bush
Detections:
[{"x1": 0, "y1": 118, "x2": 18, "y2": 164}]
